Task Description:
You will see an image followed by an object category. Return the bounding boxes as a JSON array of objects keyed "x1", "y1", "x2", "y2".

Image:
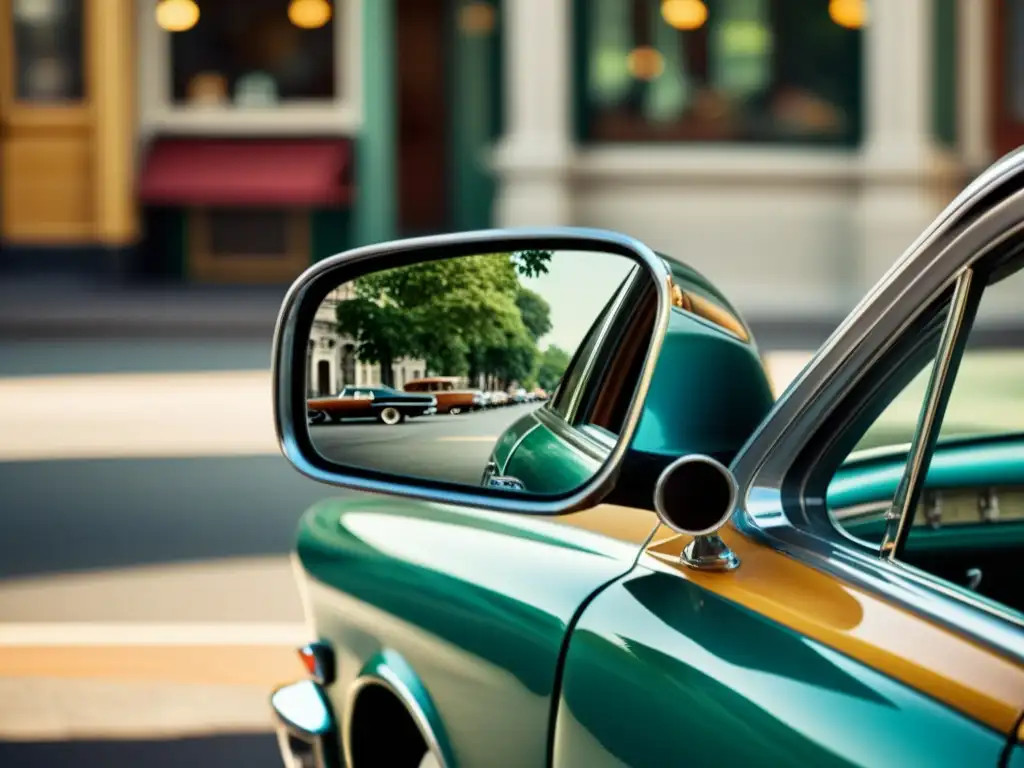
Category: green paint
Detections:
[
  {"x1": 933, "y1": 0, "x2": 958, "y2": 148},
  {"x1": 310, "y1": 208, "x2": 352, "y2": 263},
  {"x1": 555, "y1": 569, "x2": 1006, "y2": 767},
  {"x1": 449, "y1": 0, "x2": 503, "y2": 230},
  {"x1": 295, "y1": 493, "x2": 648, "y2": 767},
  {"x1": 355, "y1": 0, "x2": 397, "y2": 246}
]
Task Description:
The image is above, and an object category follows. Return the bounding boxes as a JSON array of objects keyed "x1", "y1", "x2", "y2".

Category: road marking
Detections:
[
  {"x1": 435, "y1": 436, "x2": 499, "y2": 442},
  {"x1": 0, "y1": 622, "x2": 310, "y2": 646}
]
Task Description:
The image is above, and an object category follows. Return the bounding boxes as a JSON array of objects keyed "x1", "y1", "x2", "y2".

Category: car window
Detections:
[
  {"x1": 548, "y1": 268, "x2": 637, "y2": 419},
  {"x1": 827, "y1": 251, "x2": 1024, "y2": 616}
]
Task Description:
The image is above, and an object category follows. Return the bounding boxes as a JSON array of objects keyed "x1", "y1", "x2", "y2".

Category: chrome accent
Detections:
[
  {"x1": 681, "y1": 533, "x2": 740, "y2": 572},
  {"x1": 979, "y1": 488, "x2": 1000, "y2": 522},
  {"x1": 881, "y1": 269, "x2": 975, "y2": 561},
  {"x1": 486, "y1": 475, "x2": 525, "y2": 491},
  {"x1": 344, "y1": 672, "x2": 449, "y2": 768},
  {"x1": 922, "y1": 492, "x2": 942, "y2": 529},
  {"x1": 831, "y1": 500, "x2": 890, "y2": 522},
  {"x1": 732, "y1": 154, "x2": 1024, "y2": 664},
  {"x1": 966, "y1": 568, "x2": 984, "y2": 591},
  {"x1": 654, "y1": 454, "x2": 740, "y2": 572},
  {"x1": 270, "y1": 680, "x2": 339, "y2": 768},
  {"x1": 273, "y1": 227, "x2": 673, "y2": 517}
]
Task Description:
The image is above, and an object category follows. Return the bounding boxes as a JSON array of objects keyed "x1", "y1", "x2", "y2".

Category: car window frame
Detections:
[
  {"x1": 736, "y1": 223, "x2": 1024, "y2": 674},
  {"x1": 772, "y1": 244, "x2": 1024, "y2": 644}
]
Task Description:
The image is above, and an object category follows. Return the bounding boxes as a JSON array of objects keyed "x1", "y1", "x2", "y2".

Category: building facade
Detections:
[
  {"x1": 307, "y1": 285, "x2": 426, "y2": 396},
  {"x1": 0, "y1": 0, "x2": 1020, "y2": 324}
]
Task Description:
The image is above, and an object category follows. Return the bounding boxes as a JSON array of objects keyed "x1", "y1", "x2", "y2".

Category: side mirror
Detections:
[
  {"x1": 272, "y1": 227, "x2": 673, "y2": 515},
  {"x1": 653, "y1": 455, "x2": 740, "y2": 571}
]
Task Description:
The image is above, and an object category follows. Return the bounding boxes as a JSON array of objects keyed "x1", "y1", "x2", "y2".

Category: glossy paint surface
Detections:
[
  {"x1": 553, "y1": 568, "x2": 1007, "y2": 768},
  {"x1": 629, "y1": 307, "x2": 774, "y2": 461},
  {"x1": 293, "y1": 493, "x2": 656, "y2": 768},
  {"x1": 640, "y1": 529, "x2": 1024, "y2": 732}
]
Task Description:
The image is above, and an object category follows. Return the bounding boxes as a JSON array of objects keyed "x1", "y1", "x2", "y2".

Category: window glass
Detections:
[
  {"x1": 11, "y1": 0, "x2": 85, "y2": 103},
  {"x1": 168, "y1": 0, "x2": 337, "y2": 106},
  {"x1": 578, "y1": 0, "x2": 862, "y2": 145},
  {"x1": 830, "y1": 260, "x2": 1024, "y2": 617}
]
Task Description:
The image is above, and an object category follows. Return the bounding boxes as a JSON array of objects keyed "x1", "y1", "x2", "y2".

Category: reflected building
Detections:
[{"x1": 307, "y1": 284, "x2": 426, "y2": 396}]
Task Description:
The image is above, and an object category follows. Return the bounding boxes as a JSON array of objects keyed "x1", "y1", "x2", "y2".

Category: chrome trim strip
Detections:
[
  {"x1": 272, "y1": 227, "x2": 673, "y2": 516},
  {"x1": 831, "y1": 501, "x2": 890, "y2": 522},
  {"x1": 731, "y1": 164, "x2": 1024, "y2": 664},
  {"x1": 499, "y1": 420, "x2": 541, "y2": 476},
  {"x1": 343, "y1": 673, "x2": 450, "y2": 768},
  {"x1": 881, "y1": 269, "x2": 975, "y2": 560}
]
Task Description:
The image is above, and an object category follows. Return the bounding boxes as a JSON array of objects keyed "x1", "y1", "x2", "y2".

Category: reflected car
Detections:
[
  {"x1": 306, "y1": 386, "x2": 436, "y2": 426},
  {"x1": 404, "y1": 377, "x2": 482, "y2": 415}
]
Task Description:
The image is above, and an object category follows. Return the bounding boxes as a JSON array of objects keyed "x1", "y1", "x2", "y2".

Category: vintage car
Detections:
[
  {"x1": 269, "y1": 153, "x2": 1024, "y2": 768},
  {"x1": 404, "y1": 377, "x2": 483, "y2": 415},
  {"x1": 306, "y1": 386, "x2": 436, "y2": 426}
]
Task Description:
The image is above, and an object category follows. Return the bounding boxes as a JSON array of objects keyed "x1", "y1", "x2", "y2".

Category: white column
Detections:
[
  {"x1": 958, "y1": 0, "x2": 993, "y2": 171},
  {"x1": 856, "y1": 0, "x2": 961, "y2": 294},
  {"x1": 492, "y1": 0, "x2": 573, "y2": 226}
]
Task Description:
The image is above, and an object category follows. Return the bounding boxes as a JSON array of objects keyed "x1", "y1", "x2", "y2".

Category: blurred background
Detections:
[{"x1": 1, "y1": 0, "x2": 1022, "y2": 765}]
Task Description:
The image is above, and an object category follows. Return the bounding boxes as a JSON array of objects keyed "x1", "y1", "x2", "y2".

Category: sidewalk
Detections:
[{"x1": 0, "y1": 278, "x2": 287, "y2": 339}]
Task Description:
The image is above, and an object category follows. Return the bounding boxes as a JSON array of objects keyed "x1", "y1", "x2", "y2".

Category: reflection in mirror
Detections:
[{"x1": 305, "y1": 248, "x2": 644, "y2": 493}]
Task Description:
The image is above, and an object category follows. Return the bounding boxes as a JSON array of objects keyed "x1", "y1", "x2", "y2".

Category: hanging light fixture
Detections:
[
  {"x1": 289, "y1": 0, "x2": 332, "y2": 29},
  {"x1": 155, "y1": 0, "x2": 199, "y2": 33},
  {"x1": 661, "y1": 0, "x2": 708, "y2": 31}
]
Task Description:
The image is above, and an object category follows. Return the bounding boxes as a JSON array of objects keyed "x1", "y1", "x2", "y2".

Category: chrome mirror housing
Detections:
[{"x1": 271, "y1": 227, "x2": 673, "y2": 516}]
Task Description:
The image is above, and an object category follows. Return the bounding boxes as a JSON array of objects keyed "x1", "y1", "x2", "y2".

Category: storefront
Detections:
[
  {"x1": 0, "y1": 0, "x2": 504, "y2": 284},
  {"x1": 1, "y1": 0, "x2": 1021, "y2": 322}
]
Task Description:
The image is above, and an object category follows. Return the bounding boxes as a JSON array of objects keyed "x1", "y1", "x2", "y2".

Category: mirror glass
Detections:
[{"x1": 304, "y1": 248, "x2": 651, "y2": 495}]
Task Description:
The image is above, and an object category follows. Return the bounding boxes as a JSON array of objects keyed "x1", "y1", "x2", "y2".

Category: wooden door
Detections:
[{"x1": 396, "y1": 0, "x2": 449, "y2": 235}]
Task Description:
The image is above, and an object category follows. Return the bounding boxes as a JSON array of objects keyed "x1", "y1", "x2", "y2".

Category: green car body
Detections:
[{"x1": 271, "y1": 154, "x2": 1024, "y2": 767}]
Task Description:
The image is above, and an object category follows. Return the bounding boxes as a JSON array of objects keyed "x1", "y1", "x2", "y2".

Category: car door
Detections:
[{"x1": 553, "y1": 154, "x2": 1024, "y2": 766}]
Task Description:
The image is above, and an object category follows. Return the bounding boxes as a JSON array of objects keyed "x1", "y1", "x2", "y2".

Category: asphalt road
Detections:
[{"x1": 310, "y1": 402, "x2": 541, "y2": 486}]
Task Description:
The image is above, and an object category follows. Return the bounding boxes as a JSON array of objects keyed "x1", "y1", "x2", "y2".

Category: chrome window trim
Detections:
[
  {"x1": 730, "y1": 155, "x2": 1024, "y2": 665},
  {"x1": 881, "y1": 269, "x2": 979, "y2": 561}
]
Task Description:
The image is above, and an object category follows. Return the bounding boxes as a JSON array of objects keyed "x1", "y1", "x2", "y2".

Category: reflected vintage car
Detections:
[
  {"x1": 306, "y1": 386, "x2": 436, "y2": 426},
  {"x1": 403, "y1": 376, "x2": 483, "y2": 415},
  {"x1": 269, "y1": 157, "x2": 1024, "y2": 768}
]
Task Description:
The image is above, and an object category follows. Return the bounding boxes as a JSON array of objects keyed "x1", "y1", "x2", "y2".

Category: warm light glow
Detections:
[
  {"x1": 459, "y1": 2, "x2": 496, "y2": 35},
  {"x1": 626, "y1": 47, "x2": 665, "y2": 81},
  {"x1": 661, "y1": 0, "x2": 708, "y2": 31},
  {"x1": 155, "y1": 0, "x2": 199, "y2": 33},
  {"x1": 288, "y1": 0, "x2": 332, "y2": 29},
  {"x1": 829, "y1": 0, "x2": 867, "y2": 29}
]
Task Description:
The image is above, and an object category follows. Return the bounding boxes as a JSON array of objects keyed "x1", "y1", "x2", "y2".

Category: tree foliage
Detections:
[
  {"x1": 534, "y1": 344, "x2": 572, "y2": 392},
  {"x1": 336, "y1": 250, "x2": 553, "y2": 388}
]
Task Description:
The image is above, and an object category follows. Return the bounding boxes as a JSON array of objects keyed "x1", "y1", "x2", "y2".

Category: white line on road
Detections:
[{"x1": 0, "y1": 622, "x2": 310, "y2": 647}]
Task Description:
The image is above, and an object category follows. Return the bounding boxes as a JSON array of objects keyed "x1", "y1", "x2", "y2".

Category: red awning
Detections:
[{"x1": 138, "y1": 139, "x2": 353, "y2": 206}]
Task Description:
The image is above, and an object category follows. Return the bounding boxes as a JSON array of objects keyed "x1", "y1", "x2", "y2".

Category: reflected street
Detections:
[{"x1": 311, "y1": 402, "x2": 542, "y2": 485}]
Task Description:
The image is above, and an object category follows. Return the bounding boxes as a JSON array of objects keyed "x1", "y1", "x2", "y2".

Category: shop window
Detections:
[
  {"x1": 167, "y1": 0, "x2": 337, "y2": 107},
  {"x1": 577, "y1": 0, "x2": 862, "y2": 145},
  {"x1": 10, "y1": 0, "x2": 85, "y2": 102},
  {"x1": 208, "y1": 208, "x2": 290, "y2": 258},
  {"x1": 189, "y1": 208, "x2": 311, "y2": 283}
]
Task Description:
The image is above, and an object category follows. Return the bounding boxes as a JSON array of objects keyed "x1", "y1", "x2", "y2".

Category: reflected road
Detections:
[{"x1": 310, "y1": 402, "x2": 541, "y2": 486}]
